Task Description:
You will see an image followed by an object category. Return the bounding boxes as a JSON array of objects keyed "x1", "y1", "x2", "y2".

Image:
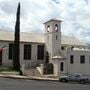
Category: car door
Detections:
[
  {"x1": 74, "y1": 75, "x2": 80, "y2": 81},
  {"x1": 68, "y1": 75, "x2": 75, "y2": 81}
]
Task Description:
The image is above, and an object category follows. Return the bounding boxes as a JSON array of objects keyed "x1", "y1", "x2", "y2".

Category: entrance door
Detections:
[
  {"x1": 60, "y1": 62, "x2": 64, "y2": 71},
  {"x1": 0, "y1": 49, "x2": 2, "y2": 65}
]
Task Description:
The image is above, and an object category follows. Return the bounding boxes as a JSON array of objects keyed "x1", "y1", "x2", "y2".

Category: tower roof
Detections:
[{"x1": 44, "y1": 18, "x2": 62, "y2": 24}]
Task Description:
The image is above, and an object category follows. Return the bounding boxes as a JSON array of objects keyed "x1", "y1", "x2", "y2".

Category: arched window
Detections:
[
  {"x1": 47, "y1": 25, "x2": 50, "y2": 32},
  {"x1": 55, "y1": 24, "x2": 58, "y2": 31}
]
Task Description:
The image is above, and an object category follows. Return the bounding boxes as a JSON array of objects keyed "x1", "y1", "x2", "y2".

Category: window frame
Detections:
[
  {"x1": 37, "y1": 45, "x2": 44, "y2": 60},
  {"x1": 60, "y1": 62, "x2": 64, "y2": 71},
  {"x1": 80, "y1": 55, "x2": 85, "y2": 64},
  {"x1": 55, "y1": 24, "x2": 58, "y2": 32},
  {"x1": 47, "y1": 25, "x2": 50, "y2": 32},
  {"x1": 89, "y1": 56, "x2": 90, "y2": 64},
  {"x1": 8, "y1": 43, "x2": 13, "y2": 60},
  {"x1": 70, "y1": 55, "x2": 74, "y2": 64},
  {"x1": 56, "y1": 35, "x2": 58, "y2": 40},
  {"x1": 24, "y1": 44, "x2": 31, "y2": 60}
]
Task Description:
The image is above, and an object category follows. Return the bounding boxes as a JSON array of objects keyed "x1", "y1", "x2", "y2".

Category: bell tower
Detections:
[{"x1": 44, "y1": 19, "x2": 62, "y2": 63}]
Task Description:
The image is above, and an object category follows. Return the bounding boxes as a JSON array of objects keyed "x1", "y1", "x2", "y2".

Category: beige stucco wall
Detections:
[{"x1": 0, "y1": 41, "x2": 45, "y2": 68}]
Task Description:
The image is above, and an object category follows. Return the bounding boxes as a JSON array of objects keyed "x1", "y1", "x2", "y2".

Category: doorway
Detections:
[
  {"x1": 46, "y1": 51, "x2": 49, "y2": 64},
  {"x1": 60, "y1": 62, "x2": 64, "y2": 71}
]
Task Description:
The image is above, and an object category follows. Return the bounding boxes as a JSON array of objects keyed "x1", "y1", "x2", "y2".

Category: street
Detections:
[{"x1": 0, "y1": 77, "x2": 90, "y2": 90}]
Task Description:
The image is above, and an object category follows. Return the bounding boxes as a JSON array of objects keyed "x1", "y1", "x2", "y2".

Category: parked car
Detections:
[{"x1": 59, "y1": 74, "x2": 88, "y2": 84}]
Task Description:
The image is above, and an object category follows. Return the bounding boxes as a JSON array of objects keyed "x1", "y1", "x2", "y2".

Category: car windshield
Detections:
[{"x1": 68, "y1": 75, "x2": 73, "y2": 77}]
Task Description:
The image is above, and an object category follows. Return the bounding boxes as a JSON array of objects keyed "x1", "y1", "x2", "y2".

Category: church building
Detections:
[{"x1": 0, "y1": 19, "x2": 90, "y2": 76}]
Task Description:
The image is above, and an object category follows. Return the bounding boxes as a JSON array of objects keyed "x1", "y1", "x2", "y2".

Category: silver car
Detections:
[{"x1": 59, "y1": 74, "x2": 88, "y2": 84}]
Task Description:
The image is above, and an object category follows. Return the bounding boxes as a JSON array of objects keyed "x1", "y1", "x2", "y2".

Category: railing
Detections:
[{"x1": 31, "y1": 61, "x2": 40, "y2": 68}]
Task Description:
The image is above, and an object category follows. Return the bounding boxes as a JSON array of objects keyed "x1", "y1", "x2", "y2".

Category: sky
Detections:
[{"x1": 0, "y1": 0, "x2": 90, "y2": 43}]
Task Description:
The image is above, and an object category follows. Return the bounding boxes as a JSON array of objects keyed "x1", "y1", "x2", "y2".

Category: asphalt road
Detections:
[{"x1": 0, "y1": 77, "x2": 90, "y2": 90}]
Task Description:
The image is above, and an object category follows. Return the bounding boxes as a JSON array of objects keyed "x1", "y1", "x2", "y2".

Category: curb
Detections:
[{"x1": 0, "y1": 74, "x2": 59, "y2": 81}]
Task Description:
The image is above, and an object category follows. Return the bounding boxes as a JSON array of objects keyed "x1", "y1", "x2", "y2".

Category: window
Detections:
[
  {"x1": 55, "y1": 24, "x2": 58, "y2": 31},
  {"x1": 47, "y1": 25, "x2": 50, "y2": 32},
  {"x1": 56, "y1": 35, "x2": 58, "y2": 40},
  {"x1": 46, "y1": 51, "x2": 49, "y2": 64},
  {"x1": 60, "y1": 62, "x2": 64, "y2": 71},
  {"x1": 9, "y1": 43, "x2": 13, "y2": 60},
  {"x1": 80, "y1": 55, "x2": 85, "y2": 64},
  {"x1": 89, "y1": 56, "x2": 90, "y2": 64},
  {"x1": 61, "y1": 46, "x2": 65, "y2": 50},
  {"x1": 37, "y1": 45, "x2": 44, "y2": 60},
  {"x1": 24, "y1": 44, "x2": 31, "y2": 60},
  {"x1": 70, "y1": 55, "x2": 74, "y2": 64}
]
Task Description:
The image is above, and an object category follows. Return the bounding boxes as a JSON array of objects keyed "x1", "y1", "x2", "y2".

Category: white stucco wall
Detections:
[
  {"x1": 44, "y1": 20, "x2": 62, "y2": 65},
  {"x1": 20, "y1": 43, "x2": 45, "y2": 68},
  {"x1": 0, "y1": 41, "x2": 12, "y2": 66},
  {"x1": 52, "y1": 59, "x2": 67, "y2": 76},
  {"x1": 67, "y1": 50, "x2": 90, "y2": 75}
]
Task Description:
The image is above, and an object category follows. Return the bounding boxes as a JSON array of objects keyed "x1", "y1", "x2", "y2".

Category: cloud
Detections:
[{"x1": 0, "y1": 0, "x2": 90, "y2": 43}]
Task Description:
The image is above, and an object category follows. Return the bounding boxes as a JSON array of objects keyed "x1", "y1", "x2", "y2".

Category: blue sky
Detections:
[{"x1": 0, "y1": 0, "x2": 90, "y2": 43}]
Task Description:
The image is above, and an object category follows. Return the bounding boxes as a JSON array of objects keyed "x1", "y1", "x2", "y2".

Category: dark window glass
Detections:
[
  {"x1": 56, "y1": 35, "x2": 58, "y2": 40},
  {"x1": 24, "y1": 44, "x2": 31, "y2": 60},
  {"x1": 61, "y1": 46, "x2": 65, "y2": 50},
  {"x1": 9, "y1": 43, "x2": 13, "y2": 60},
  {"x1": 37, "y1": 45, "x2": 44, "y2": 60},
  {"x1": 89, "y1": 56, "x2": 90, "y2": 64},
  {"x1": 70, "y1": 55, "x2": 74, "y2": 64},
  {"x1": 60, "y1": 62, "x2": 64, "y2": 71},
  {"x1": 80, "y1": 55, "x2": 85, "y2": 64}
]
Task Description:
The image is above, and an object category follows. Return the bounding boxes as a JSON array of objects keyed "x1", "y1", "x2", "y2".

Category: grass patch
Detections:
[{"x1": 0, "y1": 67, "x2": 17, "y2": 72}]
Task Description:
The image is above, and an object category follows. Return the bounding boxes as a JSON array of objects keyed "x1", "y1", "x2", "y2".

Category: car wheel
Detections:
[
  {"x1": 62, "y1": 79, "x2": 68, "y2": 82},
  {"x1": 59, "y1": 79, "x2": 63, "y2": 82},
  {"x1": 80, "y1": 80, "x2": 85, "y2": 84}
]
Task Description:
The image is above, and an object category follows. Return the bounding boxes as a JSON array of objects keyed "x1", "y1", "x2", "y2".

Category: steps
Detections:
[{"x1": 25, "y1": 68, "x2": 43, "y2": 77}]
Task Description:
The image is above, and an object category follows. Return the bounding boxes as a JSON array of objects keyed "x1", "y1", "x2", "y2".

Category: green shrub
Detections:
[{"x1": 0, "y1": 67, "x2": 16, "y2": 72}]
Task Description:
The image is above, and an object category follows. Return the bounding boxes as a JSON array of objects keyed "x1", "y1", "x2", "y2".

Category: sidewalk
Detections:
[{"x1": 0, "y1": 72, "x2": 59, "y2": 81}]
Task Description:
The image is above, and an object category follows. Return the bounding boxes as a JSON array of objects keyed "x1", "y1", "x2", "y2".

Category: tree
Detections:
[{"x1": 13, "y1": 3, "x2": 20, "y2": 71}]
